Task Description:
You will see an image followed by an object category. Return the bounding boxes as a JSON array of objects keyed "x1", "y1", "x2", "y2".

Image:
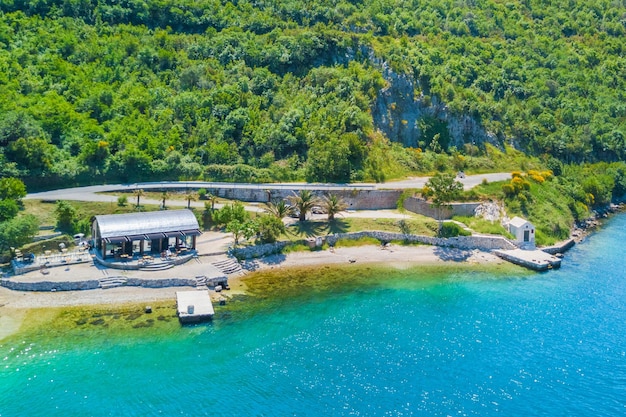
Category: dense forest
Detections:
[{"x1": 0, "y1": 0, "x2": 625, "y2": 190}]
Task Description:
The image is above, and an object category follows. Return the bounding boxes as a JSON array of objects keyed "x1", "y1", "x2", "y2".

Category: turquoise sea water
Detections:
[{"x1": 2, "y1": 216, "x2": 626, "y2": 416}]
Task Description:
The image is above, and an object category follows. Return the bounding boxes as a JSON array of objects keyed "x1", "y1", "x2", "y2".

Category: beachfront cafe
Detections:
[{"x1": 91, "y1": 210, "x2": 201, "y2": 261}]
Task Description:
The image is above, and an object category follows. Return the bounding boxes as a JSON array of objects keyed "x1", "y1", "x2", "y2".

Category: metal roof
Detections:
[{"x1": 94, "y1": 210, "x2": 200, "y2": 239}]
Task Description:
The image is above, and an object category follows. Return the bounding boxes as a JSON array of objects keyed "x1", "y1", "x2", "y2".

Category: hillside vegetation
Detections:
[{"x1": 0, "y1": 0, "x2": 625, "y2": 191}]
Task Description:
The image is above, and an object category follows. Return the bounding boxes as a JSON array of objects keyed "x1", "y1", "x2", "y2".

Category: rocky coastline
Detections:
[{"x1": 571, "y1": 202, "x2": 625, "y2": 242}]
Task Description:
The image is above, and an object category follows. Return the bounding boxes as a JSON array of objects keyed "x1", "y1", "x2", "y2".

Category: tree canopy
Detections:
[
  {"x1": 424, "y1": 172, "x2": 463, "y2": 234},
  {"x1": 0, "y1": 177, "x2": 36, "y2": 258},
  {"x1": 0, "y1": 1, "x2": 625, "y2": 189}
]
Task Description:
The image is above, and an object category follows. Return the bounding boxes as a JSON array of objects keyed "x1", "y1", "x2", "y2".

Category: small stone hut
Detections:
[
  {"x1": 91, "y1": 210, "x2": 201, "y2": 259},
  {"x1": 507, "y1": 216, "x2": 535, "y2": 247}
]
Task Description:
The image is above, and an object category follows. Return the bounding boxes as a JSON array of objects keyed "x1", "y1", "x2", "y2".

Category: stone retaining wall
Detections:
[
  {"x1": 159, "y1": 186, "x2": 402, "y2": 210},
  {"x1": 0, "y1": 277, "x2": 199, "y2": 292},
  {"x1": 233, "y1": 241, "x2": 292, "y2": 260},
  {"x1": 232, "y1": 231, "x2": 516, "y2": 260},
  {"x1": 124, "y1": 277, "x2": 198, "y2": 288},
  {"x1": 1, "y1": 279, "x2": 101, "y2": 291},
  {"x1": 326, "y1": 231, "x2": 516, "y2": 251},
  {"x1": 403, "y1": 197, "x2": 481, "y2": 219},
  {"x1": 337, "y1": 189, "x2": 402, "y2": 210}
]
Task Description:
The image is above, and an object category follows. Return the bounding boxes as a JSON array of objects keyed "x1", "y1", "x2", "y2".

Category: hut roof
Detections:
[
  {"x1": 508, "y1": 216, "x2": 532, "y2": 228},
  {"x1": 93, "y1": 210, "x2": 200, "y2": 242}
]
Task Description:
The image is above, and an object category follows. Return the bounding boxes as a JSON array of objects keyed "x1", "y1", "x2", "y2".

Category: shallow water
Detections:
[{"x1": 1, "y1": 216, "x2": 625, "y2": 416}]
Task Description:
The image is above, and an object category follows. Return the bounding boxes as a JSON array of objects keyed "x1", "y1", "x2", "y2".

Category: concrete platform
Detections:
[
  {"x1": 176, "y1": 290, "x2": 214, "y2": 323},
  {"x1": 494, "y1": 249, "x2": 561, "y2": 271},
  {"x1": 2, "y1": 254, "x2": 227, "y2": 292}
]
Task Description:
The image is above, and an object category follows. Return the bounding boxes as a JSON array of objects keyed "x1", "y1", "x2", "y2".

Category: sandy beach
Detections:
[
  {"x1": 0, "y1": 243, "x2": 503, "y2": 340},
  {"x1": 1, "y1": 244, "x2": 501, "y2": 308},
  {"x1": 241, "y1": 244, "x2": 501, "y2": 271}
]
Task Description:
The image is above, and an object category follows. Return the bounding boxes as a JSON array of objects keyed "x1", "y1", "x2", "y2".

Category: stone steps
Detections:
[
  {"x1": 99, "y1": 276, "x2": 128, "y2": 289},
  {"x1": 139, "y1": 262, "x2": 175, "y2": 271},
  {"x1": 194, "y1": 275, "x2": 208, "y2": 287},
  {"x1": 211, "y1": 258, "x2": 243, "y2": 275}
]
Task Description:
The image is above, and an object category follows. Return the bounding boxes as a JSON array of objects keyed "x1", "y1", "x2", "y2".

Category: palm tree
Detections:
[
  {"x1": 264, "y1": 199, "x2": 293, "y2": 219},
  {"x1": 206, "y1": 192, "x2": 218, "y2": 211},
  {"x1": 132, "y1": 188, "x2": 145, "y2": 208},
  {"x1": 184, "y1": 191, "x2": 197, "y2": 209},
  {"x1": 202, "y1": 201, "x2": 213, "y2": 229},
  {"x1": 160, "y1": 191, "x2": 170, "y2": 209},
  {"x1": 321, "y1": 193, "x2": 348, "y2": 221},
  {"x1": 287, "y1": 190, "x2": 318, "y2": 222}
]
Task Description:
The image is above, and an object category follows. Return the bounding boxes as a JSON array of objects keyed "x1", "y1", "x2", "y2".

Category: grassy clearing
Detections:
[
  {"x1": 453, "y1": 216, "x2": 512, "y2": 237},
  {"x1": 22, "y1": 199, "x2": 172, "y2": 229},
  {"x1": 282, "y1": 216, "x2": 438, "y2": 241},
  {"x1": 98, "y1": 190, "x2": 230, "y2": 205},
  {"x1": 21, "y1": 200, "x2": 60, "y2": 227},
  {"x1": 515, "y1": 181, "x2": 574, "y2": 245},
  {"x1": 381, "y1": 143, "x2": 544, "y2": 180},
  {"x1": 334, "y1": 237, "x2": 381, "y2": 247},
  {"x1": 469, "y1": 180, "x2": 508, "y2": 199},
  {"x1": 21, "y1": 235, "x2": 75, "y2": 255},
  {"x1": 281, "y1": 243, "x2": 315, "y2": 254},
  {"x1": 349, "y1": 216, "x2": 437, "y2": 235},
  {"x1": 471, "y1": 177, "x2": 574, "y2": 246}
]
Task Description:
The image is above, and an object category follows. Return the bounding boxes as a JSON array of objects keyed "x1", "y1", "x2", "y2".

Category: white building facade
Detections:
[{"x1": 507, "y1": 216, "x2": 535, "y2": 248}]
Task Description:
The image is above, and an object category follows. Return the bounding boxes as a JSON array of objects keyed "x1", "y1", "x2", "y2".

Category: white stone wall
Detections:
[
  {"x1": 232, "y1": 231, "x2": 516, "y2": 260},
  {"x1": 0, "y1": 277, "x2": 199, "y2": 292},
  {"x1": 0, "y1": 279, "x2": 101, "y2": 291}
]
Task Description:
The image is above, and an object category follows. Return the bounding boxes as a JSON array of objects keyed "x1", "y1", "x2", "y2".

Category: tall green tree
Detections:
[
  {"x1": 0, "y1": 215, "x2": 39, "y2": 259},
  {"x1": 423, "y1": 173, "x2": 463, "y2": 235},
  {"x1": 54, "y1": 200, "x2": 77, "y2": 233},
  {"x1": 212, "y1": 201, "x2": 249, "y2": 227},
  {"x1": 226, "y1": 219, "x2": 257, "y2": 246},
  {"x1": 0, "y1": 199, "x2": 19, "y2": 222},
  {"x1": 0, "y1": 177, "x2": 27, "y2": 202},
  {"x1": 257, "y1": 215, "x2": 285, "y2": 244}
]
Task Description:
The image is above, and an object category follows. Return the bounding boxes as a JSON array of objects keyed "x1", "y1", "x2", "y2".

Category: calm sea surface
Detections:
[{"x1": 1, "y1": 215, "x2": 626, "y2": 416}]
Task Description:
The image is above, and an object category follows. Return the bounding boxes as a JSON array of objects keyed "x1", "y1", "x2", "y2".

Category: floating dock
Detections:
[
  {"x1": 494, "y1": 249, "x2": 561, "y2": 271},
  {"x1": 176, "y1": 290, "x2": 214, "y2": 323}
]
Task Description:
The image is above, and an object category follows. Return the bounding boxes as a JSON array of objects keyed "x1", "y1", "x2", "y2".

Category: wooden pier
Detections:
[
  {"x1": 494, "y1": 249, "x2": 561, "y2": 271},
  {"x1": 176, "y1": 290, "x2": 214, "y2": 323}
]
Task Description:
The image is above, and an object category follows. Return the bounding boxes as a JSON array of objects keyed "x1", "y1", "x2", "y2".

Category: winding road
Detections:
[{"x1": 25, "y1": 173, "x2": 511, "y2": 206}]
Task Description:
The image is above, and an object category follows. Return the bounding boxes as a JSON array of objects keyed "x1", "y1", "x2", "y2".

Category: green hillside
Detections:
[{"x1": 0, "y1": 0, "x2": 625, "y2": 190}]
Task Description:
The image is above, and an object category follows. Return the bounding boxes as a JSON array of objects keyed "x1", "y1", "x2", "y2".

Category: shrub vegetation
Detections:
[{"x1": 0, "y1": 1, "x2": 623, "y2": 191}]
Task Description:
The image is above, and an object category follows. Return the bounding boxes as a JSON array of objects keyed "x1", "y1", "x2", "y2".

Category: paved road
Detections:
[
  {"x1": 24, "y1": 173, "x2": 511, "y2": 205},
  {"x1": 375, "y1": 172, "x2": 511, "y2": 190}
]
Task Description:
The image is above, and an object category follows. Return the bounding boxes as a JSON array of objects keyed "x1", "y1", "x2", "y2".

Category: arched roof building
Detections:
[{"x1": 92, "y1": 210, "x2": 201, "y2": 259}]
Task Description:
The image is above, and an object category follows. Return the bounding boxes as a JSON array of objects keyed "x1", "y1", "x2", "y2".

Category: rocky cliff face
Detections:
[{"x1": 371, "y1": 61, "x2": 501, "y2": 150}]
